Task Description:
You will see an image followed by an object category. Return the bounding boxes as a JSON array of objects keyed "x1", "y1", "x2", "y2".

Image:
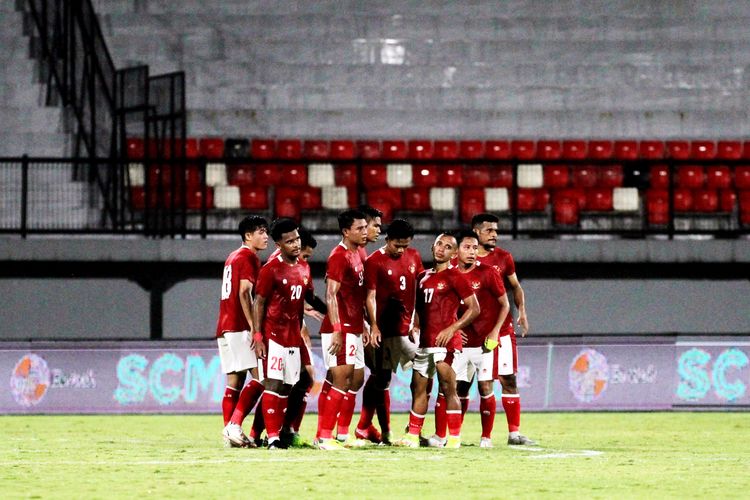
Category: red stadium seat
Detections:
[
  {"x1": 517, "y1": 188, "x2": 549, "y2": 212},
  {"x1": 562, "y1": 140, "x2": 587, "y2": 159},
  {"x1": 240, "y1": 186, "x2": 269, "y2": 210},
  {"x1": 675, "y1": 165, "x2": 705, "y2": 189},
  {"x1": 357, "y1": 141, "x2": 381, "y2": 159},
  {"x1": 130, "y1": 186, "x2": 146, "y2": 209},
  {"x1": 543, "y1": 165, "x2": 570, "y2": 188},
  {"x1": 613, "y1": 140, "x2": 638, "y2": 160},
  {"x1": 460, "y1": 140, "x2": 484, "y2": 159},
  {"x1": 183, "y1": 165, "x2": 202, "y2": 188},
  {"x1": 412, "y1": 164, "x2": 439, "y2": 187},
  {"x1": 434, "y1": 141, "x2": 459, "y2": 159},
  {"x1": 706, "y1": 166, "x2": 731, "y2": 189},
  {"x1": 588, "y1": 140, "x2": 614, "y2": 159},
  {"x1": 199, "y1": 138, "x2": 224, "y2": 159},
  {"x1": 277, "y1": 140, "x2": 302, "y2": 159},
  {"x1": 362, "y1": 164, "x2": 388, "y2": 187},
  {"x1": 719, "y1": 189, "x2": 736, "y2": 212},
  {"x1": 331, "y1": 140, "x2": 356, "y2": 159},
  {"x1": 554, "y1": 197, "x2": 579, "y2": 225},
  {"x1": 408, "y1": 140, "x2": 433, "y2": 159},
  {"x1": 640, "y1": 141, "x2": 665, "y2": 159},
  {"x1": 673, "y1": 188, "x2": 693, "y2": 212},
  {"x1": 186, "y1": 186, "x2": 214, "y2": 210},
  {"x1": 739, "y1": 191, "x2": 750, "y2": 222},
  {"x1": 743, "y1": 142, "x2": 750, "y2": 159},
  {"x1": 717, "y1": 141, "x2": 742, "y2": 159},
  {"x1": 440, "y1": 165, "x2": 464, "y2": 187},
  {"x1": 368, "y1": 187, "x2": 402, "y2": 211},
  {"x1": 490, "y1": 165, "x2": 514, "y2": 188},
  {"x1": 693, "y1": 189, "x2": 718, "y2": 212},
  {"x1": 646, "y1": 190, "x2": 669, "y2": 225},
  {"x1": 666, "y1": 140, "x2": 690, "y2": 159},
  {"x1": 176, "y1": 138, "x2": 199, "y2": 158},
  {"x1": 299, "y1": 188, "x2": 322, "y2": 210},
  {"x1": 226, "y1": 165, "x2": 254, "y2": 186},
  {"x1": 281, "y1": 165, "x2": 308, "y2": 186},
  {"x1": 537, "y1": 140, "x2": 562, "y2": 160},
  {"x1": 599, "y1": 165, "x2": 624, "y2": 188},
  {"x1": 511, "y1": 140, "x2": 536, "y2": 160},
  {"x1": 251, "y1": 139, "x2": 276, "y2": 159},
  {"x1": 334, "y1": 164, "x2": 358, "y2": 187},
  {"x1": 555, "y1": 187, "x2": 586, "y2": 210},
  {"x1": 254, "y1": 165, "x2": 282, "y2": 186},
  {"x1": 147, "y1": 164, "x2": 172, "y2": 187},
  {"x1": 275, "y1": 188, "x2": 301, "y2": 219},
  {"x1": 484, "y1": 141, "x2": 510, "y2": 159},
  {"x1": 585, "y1": 188, "x2": 614, "y2": 211},
  {"x1": 460, "y1": 188, "x2": 486, "y2": 222},
  {"x1": 464, "y1": 165, "x2": 492, "y2": 187},
  {"x1": 572, "y1": 165, "x2": 598, "y2": 188},
  {"x1": 126, "y1": 138, "x2": 145, "y2": 159},
  {"x1": 690, "y1": 141, "x2": 716, "y2": 159},
  {"x1": 383, "y1": 140, "x2": 408, "y2": 159},
  {"x1": 303, "y1": 140, "x2": 330, "y2": 159},
  {"x1": 650, "y1": 164, "x2": 669, "y2": 189},
  {"x1": 735, "y1": 166, "x2": 750, "y2": 189},
  {"x1": 403, "y1": 187, "x2": 431, "y2": 211}
]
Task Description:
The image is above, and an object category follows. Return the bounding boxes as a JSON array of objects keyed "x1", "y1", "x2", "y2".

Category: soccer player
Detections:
[
  {"x1": 395, "y1": 233, "x2": 479, "y2": 449},
  {"x1": 472, "y1": 213, "x2": 535, "y2": 446},
  {"x1": 253, "y1": 218, "x2": 313, "y2": 449},
  {"x1": 315, "y1": 209, "x2": 368, "y2": 450},
  {"x1": 354, "y1": 219, "x2": 423, "y2": 444},
  {"x1": 432, "y1": 230, "x2": 510, "y2": 448},
  {"x1": 218, "y1": 215, "x2": 268, "y2": 447}
]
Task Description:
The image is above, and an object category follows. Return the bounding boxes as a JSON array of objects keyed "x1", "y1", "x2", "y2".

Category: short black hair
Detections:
[
  {"x1": 270, "y1": 218, "x2": 298, "y2": 242},
  {"x1": 471, "y1": 213, "x2": 500, "y2": 228},
  {"x1": 338, "y1": 209, "x2": 367, "y2": 233},
  {"x1": 454, "y1": 229, "x2": 480, "y2": 246},
  {"x1": 386, "y1": 219, "x2": 414, "y2": 240},
  {"x1": 239, "y1": 215, "x2": 268, "y2": 240},
  {"x1": 358, "y1": 204, "x2": 383, "y2": 222},
  {"x1": 299, "y1": 226, "x2": 317, "y2": 249}
]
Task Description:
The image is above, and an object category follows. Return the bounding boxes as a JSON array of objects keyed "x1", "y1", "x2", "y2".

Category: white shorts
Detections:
[
  {"x1": 412, "y1": 347, "x2": 453, "y2": 379},
  {"x1": 497, "y1": 333, "x2": 517, "y2": 376},
  {"x1": 261, "y1": 339, "x2": 301, "y2": 386},
  {"x1": 453, "y1": 346, "x2": 497, "y2": 383},
  {"x1": 217, "y1": 330, "x2": 258, "y2": 374},
  {"x1": 321, "y1": 332, "x2": 365, "y2": 369},
  {"x1": 381, "y1": 336, "x2": 418, "y2": 371}
]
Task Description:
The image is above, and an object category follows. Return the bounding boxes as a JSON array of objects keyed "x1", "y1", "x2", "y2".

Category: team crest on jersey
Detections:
[
  {"x1": 494, "y1": 265, "x2": 501, "y2": 272},
  {"x1": 437, "y1": 281, "x2": 446, "y2": 290},
  {"x1": 409, "y1": 264, "x2": 416, "y2": 274},
  {"x1": 282, "y1": 279, "x2": 288, "y2": 284},
  {"x1": 303, "y1": 278, "x2": 308, "y2": 285},
  {"x1": 471, "y1": 281, "x2": 481, "y2": 290}
]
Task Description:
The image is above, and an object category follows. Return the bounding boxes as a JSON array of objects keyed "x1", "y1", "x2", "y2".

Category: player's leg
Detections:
[
  {"x1": 316, "y1": 333, "x2": 355, "y2": 447},
  {"x1": 498, "y1": 334, "x2": 535, "y2": 446},
  {"x1": 433, "y1": 349, "x2": 469, "y2": 445},
  {"x1": 282, "y1": 363, "x2": 314, "y2": 446},
  {"x1": 222, "y1": 371, "x2": 245, "y2": 425},
  {"x1": 355, "y1": 342, "x2": 383, "y2": 442},
  {"x1": 262, "y1": 341, "x2": 300, "y2": 449},
  {"x1": 395, "y1": 350, "x2": 431, "y2": 447},
  {"x1": 219, "y1": 331, "x2": 260, "y2": 447},
  {"x1": 477, "y1": 344, "x2": 498, "y2": 447},
  {"x1": 227, "y1": 337, "x2": 264, "y2": 428},
  {"x1": 336, "y1": 334, "x2": 366, "y2": 445},
  {"x1": 436, "y1": 359, "x2": 462, "y2": 448}
]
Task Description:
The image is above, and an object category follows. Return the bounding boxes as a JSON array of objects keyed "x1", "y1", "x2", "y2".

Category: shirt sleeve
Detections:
[
  {"x1": 364, "y1": 255, "x2": 379, "y2": 291},
  {"x1": 254, "y1": 264, "x2": 274, "y2": 299},
  {"x1": 326, "y1": 250, "x2": 347, "y2": 283},
  {"x1": 453, "y1": 270, "x2": 474, "y2": 300},
  {"x1": 505, "y1": 253, "x2": 516, "y2": 277}
]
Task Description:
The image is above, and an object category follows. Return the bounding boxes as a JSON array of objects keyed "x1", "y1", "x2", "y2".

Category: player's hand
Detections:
[
  {"x1": 408, "y1": 327, "x2": 419, "y2": 345},
  {"x1": 304, "y1": 305, "x2": 325, "y2": 322},
  {"x1": 370, "y1": 325, "x2": 381, "y2": 348},
  {"x1": 255, "y1": 341, "x2": 266, "y2": 359},
  {"x1": 459, "y1": 329, "x2": 468, "y2": 345},
  {"x1": 435, "y1": 327, "x2": 455, "y2": 347},
  {"x1": 362, "y1": 328, "x2": 371, "y2": 347},
  {"x1": 517, "y1": 313, "x2": 529, "y2": 338},
  {"x1": 329, "y1": 330, "x2": 343, "y2": 355},
  {"x1": 246, "y1": 331, "x2": 256, "y2": 350},
  {"x1": 483, "y1": 332, "x2": 500, "y2": 352}
]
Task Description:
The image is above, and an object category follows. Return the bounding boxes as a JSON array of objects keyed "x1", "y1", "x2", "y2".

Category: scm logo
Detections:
[{"x1": 677, "y1": 348, "x2": 749, "y2": 402}]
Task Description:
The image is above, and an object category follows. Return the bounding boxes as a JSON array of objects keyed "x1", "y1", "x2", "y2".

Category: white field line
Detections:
[
  {"x1": 507, "y1": 446, "x2": 604, "y2": 459},
  {"x1": 0, "y1": 455, "x2": 447, "y2": 466}
]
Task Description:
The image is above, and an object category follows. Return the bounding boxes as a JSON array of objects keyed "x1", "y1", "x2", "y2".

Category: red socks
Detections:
[
  {"x1": 356, "y1": 376, "x2": 377, "y2": 432},
  {"x1": 222, "y1": 386, "x2": 240, "y2": 425},
  {"x1": 318, "y1": 387, "x2": 345, "y2": 440},
  {"x1": 262, "y1": 391, "x2": 288, "y2": 440},
  {"x1": 480, "y1": 394, "x2": 496, "y2": 438},
  {"x1": 408, "y1": 410, "x2": 425, "y2": 435},
  {"x1": 434, "y1": 393, "x2": 447, "y2": 439},
  {"x1": 229, "y1": 379, "x2": 264, "y2": 426},
  {"x1": 447, "y1": 410, "x2": 462, "y2": 438},
  {"x1": 502, "y1": 394, "x2": 521, "y2": 432},
  {"x1": 336, "y1": 390, "x2": 358, "y2": 437}
]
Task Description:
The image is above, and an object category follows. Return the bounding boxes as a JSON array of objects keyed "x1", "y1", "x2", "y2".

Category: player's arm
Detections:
[
  {"x1": 252, "y1": 293, "x2": 268, "y2": 359},
  {"x1": 484, "y1": 294, "x2": 510, "y2": 351},
  {"x1": 325, "y1": 278, "x2": 344, "y2": 354},
  {"x1": 365, "y1": 288, "x2": 381, "y2": 348},
  {"x1": 304, "y1": 288, "x2": 327, "y2": 321},
  {"x1": 436, "y1": 294, "x2": 480, "y2": 347},
  {"x1": 506, "y1": 272, "x2": 529, "y2": 337},
  {"x1": 239, "y1": 279, "x2": 255, "y2": 344}
]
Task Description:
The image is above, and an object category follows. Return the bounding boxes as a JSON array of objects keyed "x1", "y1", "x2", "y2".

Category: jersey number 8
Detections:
[{"x1": 221, "y1": 266, "x2": 232, "y2": 300}]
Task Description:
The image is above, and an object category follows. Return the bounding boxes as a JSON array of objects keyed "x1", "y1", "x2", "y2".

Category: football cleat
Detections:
[
  {"x1": 342, "y1": 436, "x2": 370, "y2": 448},
  {"x1": 223, "y1": 423, "x2": 251, "y2": 448},
  {"x1": 480, "y1": 437, "x2": 493, "y2": 448},
  {"x1": 354, "y1": 425, "x2": 382, "y2": 444},
  {"x1": 288, "y1": 433, "x2": 313, "y2": 448},
  {"x1": 507, "y1": 434, "x2": 537, "y2": 446},
  {"x1": 315, "y1": 438, "x2": 348, "y2": 451},
  {"x1": 380, "y1": 431, "x2": 393, "y2": 446},
  {"x1": 426, "y1": 434, "x2": 447, "y2": 448},
  {"x1": 393, "y1": 434, "x2": 420, "y2": 448},
  {"x1": 445, "y1": 436, "x2": 461, "y2": 449},
  {"x1": 267, "y1": 438, "x2": 289, "y2": 450}
]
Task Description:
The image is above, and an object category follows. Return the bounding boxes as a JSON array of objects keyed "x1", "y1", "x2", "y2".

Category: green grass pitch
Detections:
[{"x1": 1, "y1": 412, "x2": 748, "y2": 499}]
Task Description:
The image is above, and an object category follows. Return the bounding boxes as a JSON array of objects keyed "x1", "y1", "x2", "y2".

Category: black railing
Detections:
[{"x1": 1, "y1": 156, "x2": 748, "y2": 239}]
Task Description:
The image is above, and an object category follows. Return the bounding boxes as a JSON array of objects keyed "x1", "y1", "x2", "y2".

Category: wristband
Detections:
[
  {"x1": 253, "y1": 332, "x2": 263, "y2": 343},
  {"x1": 484, "y1": 338, "x2": 499, "y2": 351},
  {"x1": 332, "y1": 322, "x2": 342, "y2": 333}
]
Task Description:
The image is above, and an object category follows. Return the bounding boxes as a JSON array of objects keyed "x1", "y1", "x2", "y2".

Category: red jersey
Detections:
[
  {"x1": 457, "y1": 263, "x2": 506, "y2": 347},
  {"x1": 364, "y1": 247, "x2": 424, "y2": 337},
  {"x1": 267, "y1": 247, "x2": 311, "y2": 278},
  {"x1": 415, "y1": 267, "x2": 474, "y2": 349},
  {"x1": 320, "y1": 243, "x2": 366, "y2": 334},
  {"x1": 215, "y1": 246, "x2": 261, "y2": 338},
  {"x1": 255, "y1": 255, "x2": 313, "y2": 347},
  {"x1": 476, "y1": 247, "x2": 516, "y2": 335}
]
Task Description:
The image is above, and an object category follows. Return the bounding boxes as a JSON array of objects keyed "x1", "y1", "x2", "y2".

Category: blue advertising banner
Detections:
[{"x1": 673, "y1": 341, "x2": 750, "y2": 407}]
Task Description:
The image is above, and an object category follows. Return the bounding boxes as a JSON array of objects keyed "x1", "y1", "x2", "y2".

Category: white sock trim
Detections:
[
  {"x1": 330, "y1": 387, "x2": 347, "y2": 395},
  {"x1": 480, "y1": 393, "x2": 495, "y2": 399},
  {"x1": 410, "y1": 410, "x2": 426, "y2": 419},
  {"x1": 446, "y1": 410, "x2": 462, "y2": 415},
  {"x1": 502, "y1": 394, "x2": 520, "y2": 398}
]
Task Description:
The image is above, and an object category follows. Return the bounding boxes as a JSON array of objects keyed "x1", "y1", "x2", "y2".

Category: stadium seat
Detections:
[
  {"x1": 517, "y1": 188, "x2": 549, "y2": 212},
  {"x1": 434, "y1": 141, "x2": 459, "y2": 159},
  {"x1": 128, "y1": 163, "x2": 145, "y2": 187},
  {"x1": 485, "y1": 187, "x2": 510, "y2": 211},
  {"x1": 206, "y1": 163, "x2": 228, "y2": 186},
  {"x1": 130, "y1": 186, "x2": 146, "y2": 209},
  {"x1": 430, "y1": 188, "x2": 456, "y2": 211},
  {"x1": 537, "y1": 140, "x2": 562, "y2": 160},
  {"x1": 403, "y1": 187, "x2": 431, "y2": 211},
  {"x1": 693, "y1": 189, "x2": 718, "y2": 212},
  {"x1": 553, "y1": 197, "x2": 579, "y2": 225},
  {"x1": 719, "y1": 189, "x2": 737, "y2": 212},
  {"x1": 673, "y1": 188, "x2": 693, "y2": 212},
  {"x1": 239, "y1": 186, "x2": 269, "y2": 210},
  {"x1": 742, "y1": 142, "x2": 750, "y2": 159},
  {"x1": 362, "y1": 164, "x2": 388, "y2": 187},
  {"x1": 741, "y1": 191, "x2": 750, "y2": 225},
  {"x1": 180, "y1": 138, "x2": 200, "y2": 158},
  {"x1": 408, "y1": 140, "x2": 433, "y2": 159},
  {"x1": 464, "y1": 165, "x2": 492, "y2": 187},
  {"x1": 613, "y1": 140, "x2": 638, "y2": 160},
  {"x1": 460, "y1": 140, "x2": 484, "y2": 158},
  {"x1": 572, "y1": 165, "x2": 598, "y2": 188},
  {"x1": 186, "y1": 186, "x2": 214, "y2": 210},
  {"x1": 147, "y1": 164, "x2": 170, "y2": 188},
  {"x1": 555, "y1": 188, "x2": 586, "y2": 210},
  {"x1": 690, "y1": 141, "x2": 716, "y2": 159},
  {"x1": 330, "y1": 140, "x2": 356, "y2": 159},
  {"x1": 299, "y1": 188, "x2": 323, "y2": 210},
  {"x1": 308, "y1": 163, "x2": 336, "y2": 187},
  {"x1": 675, "y1": 165, "x2": 705, "y2": 189},
  {"x1": 199, "y1": 138, "x2": 224, "y2": 159},
  {"x1": 588, "y1": 140, "x2": 614, "y2": 159},
  {"x1": 666, "y1": 141, "x2": 690, "y2": 159},
  {"x1": 226, "y1": 165, "x2": 254, "y2": 186},
  {"x1": 490, "y1": 165, "x2": 514, "y2": 188},
  {"x1": 224, "y1": 138, "x2": 249, "y2": 158},
  {"x1": 281, "y1": 165, "x2": 308, "y2": 186},
  {"x1": 277, "y1": 140, "x2": 302, "y2": 159},
  {"x1": 412, "y1": 165, "x2": 438, "y2": 187},
  {"x1": 460, "y1": 188, "x2": 485, "y2": 222},
  {"x1": 383, "y1": 140, "x2": 408, "y2": 159},
  {"x1": 599, "y1": 165, "x2": 624, "y2": 187},
  {"x1": 368, "y1": 187, "x2": 402, "y2": 211},
  {"x1": 387, "y1": 163, "x2": 414, "y2": 187},
  {"x1": 646, "y1": 190, "x2": 669, "y2": 225},
  {"x1": 543, "y1": 165, "x2": 570, "y2": 189},
  {"x1": 304, "y1": 140, "x2": 330, "y2": 159},
  {"x1": 322, "y1": 186, "x2": 351, "y2": 210},
  {"x1": 334, "y1": 164, "x2": 358, "y2": 187},
  {"x1": 706, "y1": 166, "x2": 731, "y2": 190},
  {"x1": 255, "y1": 165, "x2": 282, "y2": 186},
  {"x1": 182, "y1": 165, "x2": 201, "y2": 189},
  {"x1": 484, "y1": 141, "x2": 510, "y2": 159},
  {"x1": 276, "y1": 186, "x2": 300, "y2": 208},
  {"x1": 649, "y1": 164, "x2": 669, "y2": 189},
  {"x1": 735, "y1": 166, "x2": 750, "y2": 189},
  {"x1": 612, "y1": 187, "x2": 639, "y2": 211},
  {"x1": 126, "y1": 138, "x2": 145, "y2": 159},
  {"x1": 562, "y1": 140, "x2": 587, "y2": 159},
  {"x1": 518, "y1": 164, "x2": 543, "y2": 188},
  {"x1": 585, "y1": 187, "x2": 614, "y2": 211},
  {"x1": 251, "y1": 139, "x2": 276, "y2": 158},
  {"x1": 511, "y1": 140, "x2": 536, "y2": 160},
  {"x1": 640, "y1": 141, "x2": 665, "y2": 159},
  {"x1": 276, "y1": 197, "x2": 301, "y2": 220},
  {"x1": 357, "y1": 140, "x2": 381, "y2": 159},
  {"x1": 716, "y1": 141, "x2": 742, "y2": 159},
  {"x1": 214, "y1": 186, "x2": 240, "y2": 210},
  {"x1": 440, "y1": 165, "x2": 464, "y2": 187}
]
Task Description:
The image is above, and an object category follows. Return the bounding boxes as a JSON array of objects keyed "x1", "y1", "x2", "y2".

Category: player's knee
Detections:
[
  {"x1": 456, "y1": 381, "x2": 471, "y2": 398},
  {"x1": 478, "y1": 381, "x2": 494, "y2": 396},
  {"x1": 499, "y1": 374, "x2": 518, "y2": 392}
]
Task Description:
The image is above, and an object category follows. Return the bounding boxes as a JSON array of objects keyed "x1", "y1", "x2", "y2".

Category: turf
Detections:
[{"x1": 1, "y1": 412, "x2": 748, "y2": 499}]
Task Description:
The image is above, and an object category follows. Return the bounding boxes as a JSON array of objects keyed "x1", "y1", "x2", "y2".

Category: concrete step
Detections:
[
  {"x1": 0, "y1": 132, "x2": 71, "y2": 157},
  {"x1": 0, "y1": 106, "x2": 64, "y2": 133}
]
